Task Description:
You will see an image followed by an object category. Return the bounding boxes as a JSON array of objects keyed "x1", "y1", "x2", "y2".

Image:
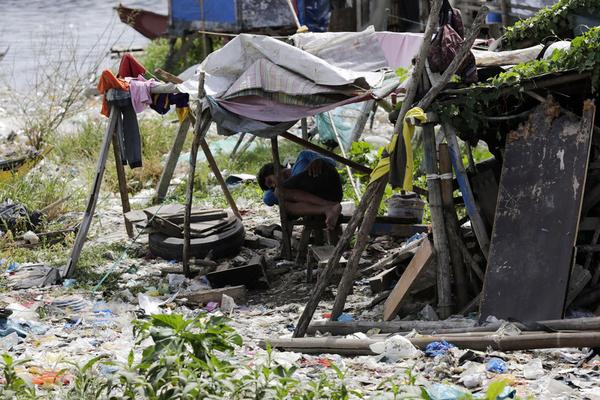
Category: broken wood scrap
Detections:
[
  {"x1": 206, "y1": 255, "x2": 269, "y2": 289},
  {"x1": 383, "y1": 237, "x2": 435, "y2": 321},
  {"x1": 367, "y1": 266, "x2": 400, "y2": 294},
  {"x1": 359, "y1": 237, "x2": 422, "y2": 277},
  {"x1": 178, "y1": 285, "x2": 247, "y2": 305},
  {"x1": 262, "y1": 331, "x2": 600, "y2": 355}
]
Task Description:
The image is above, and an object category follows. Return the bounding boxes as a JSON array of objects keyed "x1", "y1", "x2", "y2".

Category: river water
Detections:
[{"x1": 0, "y1": 0, "x2": 167, "y2": 89}]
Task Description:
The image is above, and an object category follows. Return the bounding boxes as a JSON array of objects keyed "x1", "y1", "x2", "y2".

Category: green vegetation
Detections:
[
  {"x1": 0, "y1": 314, "x2": 522, "y2": 399},
  {"x1": 503, "y1": 0, "x2": 600, "y2": 49},
  {"x1": 142, "y1": 35, "x2": 220, "y2": 76}
]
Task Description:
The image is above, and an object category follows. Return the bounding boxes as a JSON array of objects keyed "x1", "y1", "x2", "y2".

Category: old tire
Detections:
[{"x1": 149, "y1": 219, "x2": 245, "y2": 261}]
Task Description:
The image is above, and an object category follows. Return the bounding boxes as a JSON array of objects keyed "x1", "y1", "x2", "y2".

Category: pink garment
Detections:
[
  {"x1": 375, "y1": 32, "x2": 424, "y2": 69},
  {"x1": 127, "y1": 75, "x2": 159, "y2": 113}
]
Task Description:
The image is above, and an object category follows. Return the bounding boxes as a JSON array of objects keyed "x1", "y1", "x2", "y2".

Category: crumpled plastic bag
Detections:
[{"x1": 369, "y1": 335, "x2": 421, "y2": 362}]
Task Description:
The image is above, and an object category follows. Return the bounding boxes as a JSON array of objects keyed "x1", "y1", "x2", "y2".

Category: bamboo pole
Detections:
[
  {"x1": 327, "y1": 112, "x2": 361, "y2": 200},
  {"x1": 293, "y1": 0, "x2": 445, "y2": 338},
  {"x1": 111, "y1": 130, "x2": 134, "y2": 238},
  {"x1": 423, "y1": 123, "x2": 453, "y2": 318},
  {"x1": 307, "y1": 316, "x2": 600, "y2": 336},
  {"x1": 439, "y1": 143, "x2": 468, "y2": 308},
  {"x1": 301, "y1": 118, "x2": 308, "y2": 140},
  {"x1": 262, "y1": 331, "x2": 600, "y2": 355},
  {"x1": 271, "y1": 136, "x2": 293, "y2": 260},
  {"x1": 229, "y1": 132, "x2": 246, "y2": 158},
  {"x1": 444, "y1": 124, "x2": 490, "y2": 257},
  {"x1": 199, "y1": 138, "x2": 242, "y2": 220}
]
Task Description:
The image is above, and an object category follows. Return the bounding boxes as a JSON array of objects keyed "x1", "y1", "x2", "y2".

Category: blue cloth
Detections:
[
  {"x1": 486, "y1": 357, "x2": 507, "y2": 373},
  {"x1": 263, "y1": 150, "x2": 336, "y2": 206}
]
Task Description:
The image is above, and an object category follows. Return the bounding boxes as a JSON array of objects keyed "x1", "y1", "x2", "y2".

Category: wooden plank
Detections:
[
  {"x1": 383, "y1": 237, "x2": 434, "y2": 321},
  {"x1": 480, "y1": 99, "x2": 596, "y2": 322},
  {"x1": 64, "y1": 108, "x2": 118, "y2": 278},
  {"x1": 179, "y1": 285, "x2": 247, "y2": 305},
  {"x1": 367, "y1": 265, "x2": 400, "y2": 294},
  {"x1": 111, "y1": 131, "x2": 134, "y2": 238}
]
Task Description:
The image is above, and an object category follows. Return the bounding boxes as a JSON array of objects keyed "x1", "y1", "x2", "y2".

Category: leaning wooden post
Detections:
[
  {"x1": 443, "y1": 124, "x2": 490, "y2": 257},
  {"x1": 293, "y1": 0, "x2": 446, "y2": 338},
  {"x1": 423, "y1": 123, "x2": 453, "y2": 318},
  {"x1": 183, "y1": 72, "x2": 206, "y2": 278},
  {"x1": 331, "y1": 176, "x2": 387, "y2": 319},
  {"x1": 65, "y1": 107, "x2": 119, "y2": 278},
  {"x1": 200, "y1": 138, "x2": 242, "y2": 220},
  {"x1": 155, "y1": 116, "x2": 191, "y2": 203},
  {"x1": 271, "y1": 136, "x2": 293, "y2": 260},
  {"x1": 111, "y1": 130, "x2": 134, "y2": 238},
  {"x1": 439, "y1": 142, "x2": 468, "y2": 308}
]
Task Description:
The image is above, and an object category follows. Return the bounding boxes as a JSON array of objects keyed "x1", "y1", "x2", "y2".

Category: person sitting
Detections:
[{"x1": 257, "y1": 150, "x2": 343, "y2": 230}]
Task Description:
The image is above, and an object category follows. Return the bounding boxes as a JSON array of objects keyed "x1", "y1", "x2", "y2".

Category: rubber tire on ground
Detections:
[{"x1": 149, "y1": 219, "x2": 245, "y2": 261}]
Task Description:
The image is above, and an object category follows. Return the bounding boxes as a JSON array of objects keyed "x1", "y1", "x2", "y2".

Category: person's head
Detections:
[{"x1": 257, "y1": 162, "x2": 283, "y2": 191}]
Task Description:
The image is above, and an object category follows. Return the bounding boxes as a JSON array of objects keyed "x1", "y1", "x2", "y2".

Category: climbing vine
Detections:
[{"x1": 503, "y1": 0, "x2": 600, "y2": 49}]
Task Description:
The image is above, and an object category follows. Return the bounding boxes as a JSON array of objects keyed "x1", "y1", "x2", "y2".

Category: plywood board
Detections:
[
  {"x1": 480, "y1": 99, "x2": 595, "y2": 322},
  {"x1": 383, "y1": 237, "x2": 434, "y2": 321}
]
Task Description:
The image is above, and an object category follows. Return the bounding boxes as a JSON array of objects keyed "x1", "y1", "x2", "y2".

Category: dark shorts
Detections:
[{"x1": 283, "y1": 162, "x2": 343, "y2": 203}]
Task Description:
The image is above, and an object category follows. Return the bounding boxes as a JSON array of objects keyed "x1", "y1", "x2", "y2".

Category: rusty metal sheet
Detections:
[{"x1": 480, "y1": 98, "x2": 596, "y2": 322}]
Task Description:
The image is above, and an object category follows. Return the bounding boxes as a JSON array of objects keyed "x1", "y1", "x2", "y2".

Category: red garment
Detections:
[
  {"x1": 118, "y1": 53, "x2": 146, "y2": 78},
  {"x1": 97, "y1": 70, "x2": 130, "y2": 117}
]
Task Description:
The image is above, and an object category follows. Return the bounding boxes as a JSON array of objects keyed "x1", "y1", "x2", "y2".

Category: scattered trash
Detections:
[
  {"x1": 336, "y1": 313, "x2": 353, "y2": 322},
  {"x1": 62, "y1": 279, "x2": 77, "y2": 288},
  {"x1": 425, "y1": 341, "x2": 456, "y2": 357},
  {"x1": 7, "y1": 263, "x2": 60, "y2": 289},
  {"x1": 22, "y1": 230, "x2": 39, "y2": 244},
  {"x1": 522, "y1": 358, "x2": 545, "y2": 380},
  {"x1": 369, "y1": 335, "x2": 421, "y2": 362},
  {"x1": 220, "y1": 294, "x2": 237, "y2": 313},
  {"x1": 486, "y1": 358, "x2": 507, "y2": 373}
]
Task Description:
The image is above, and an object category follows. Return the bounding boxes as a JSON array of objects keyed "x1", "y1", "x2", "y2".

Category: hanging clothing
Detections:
[
  {"x1": 150, "y1": 93, "x2": 190, "y2": 122},
  {"x1": 97, "y1": 70, "x2": 129, "y2": 117},
  {"x1": 118, "y1": 53, "x2": 146, "y2": 78},
  {"x1": 106, "y1": 90, "x2": 142, "y2": 169},
  {"x1": 128, "y1": 75, "x2": 160, "y2": 113},
  {"x1": 372, "y1": 107, "x2": 427, "y2": 190}
]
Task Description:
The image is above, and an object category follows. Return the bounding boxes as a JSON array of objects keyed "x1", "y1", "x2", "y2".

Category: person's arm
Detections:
[{"x1": 263, "y1": 190, "x2": 279, "y2": 206}]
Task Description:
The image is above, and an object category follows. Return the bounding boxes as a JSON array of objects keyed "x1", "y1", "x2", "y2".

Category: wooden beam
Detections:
[
  {"x1": 383, "y1": 237, "x2": 434, "y2": 320},
  {"x1": 179, "y1": 285, "x2": 247, "y2": 305},
  {"x1": 280, "y1": 131, "x2": 371, "y2": 174}
]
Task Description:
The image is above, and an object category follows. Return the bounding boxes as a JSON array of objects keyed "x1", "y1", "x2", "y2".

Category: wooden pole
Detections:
[
  {"x1": 444, "y1": 124, "x2": 490, "y2": 257},
  {"x1": 327, "y1": 112, "x2": 361, "y2": 199},
  {"x1": 347, "y1": 99, "x2": 375, "y2": 150},
  {"x1": 280, "y1": 131, "x2": 371, "y2": 174},
  {"x1": 422, "y1": 123, "x2": 453, "y2": 318},
  {"x1": 65, "y1": 107, "x2": 118, "y2": 278},
  {"x1": 230, "y1": 132, "x2": 246, "y2": 158},
  {"x1": 262, "y1": 331, "x2": 600, "y2": 354},
  {"x1": 183, "y1": 73, "x2": 207, "y2": 278},
  {"x1": 439, "y1": 143, "x2": 468, "y2": 308},
  {"x1": 300, "y1": 118, "x2": 308, "y2": 140},
  {"x1": 293, "y1": 0, "x2": 445, "y2": 338},
  {"x1": 111, "y1": 130, "x2": 134, "y2": 238},
  {"x1": 308, "y1": 316, "x2": 600, "y2": 336},
  {"x1": 154, "y1": 116, "x2": 191, "y2": 203},
  {"x1": 271, "y1": 136, "x2": 293, "y2": 260},
  {"x1": 199, "y1": 138, "x2": 242, "y2": 220}
]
